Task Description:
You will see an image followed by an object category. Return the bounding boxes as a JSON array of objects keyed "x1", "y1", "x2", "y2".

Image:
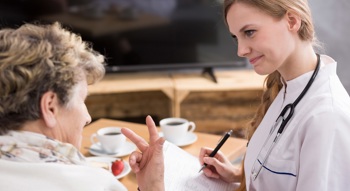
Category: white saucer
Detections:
[
  {"x1": 89, "y1": 141, "x2": 137, "y2": 157},
  {"x1": 159, "y1": 132, "x2": 197, "y2": 147},
  {"x1": 86, "y1": 156, "x2": 131, "y2": 179}
]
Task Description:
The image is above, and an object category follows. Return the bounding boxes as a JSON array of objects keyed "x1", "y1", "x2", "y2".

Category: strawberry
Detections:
[{"x1": 111, "y1": 159, "x2": 124, "y2": 176}]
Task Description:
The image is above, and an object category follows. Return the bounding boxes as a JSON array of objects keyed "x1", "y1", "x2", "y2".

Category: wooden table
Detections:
[{"x1": 81, "y1": 118, "x2": 247, "y2": 190}]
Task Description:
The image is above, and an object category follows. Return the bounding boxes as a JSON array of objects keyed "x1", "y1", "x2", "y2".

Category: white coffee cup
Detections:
[
  {"x1": 90, "y1": 127, "x2": 126, "y2": 153},
  {"x1": 159, "y1": 118, "x2": 196, "y2": 144}
]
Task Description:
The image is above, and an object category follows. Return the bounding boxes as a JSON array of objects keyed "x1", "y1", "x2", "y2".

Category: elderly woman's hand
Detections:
[{"x1": 121, "y1": 115, "x2": 165, "y2": 191}]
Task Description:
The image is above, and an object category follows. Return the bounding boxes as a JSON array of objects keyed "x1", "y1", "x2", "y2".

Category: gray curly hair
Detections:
[{"x1": 0, "y1": 22, "x2": 105, "y2": 134}]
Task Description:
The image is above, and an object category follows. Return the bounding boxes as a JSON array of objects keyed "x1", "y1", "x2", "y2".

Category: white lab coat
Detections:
[{"x1": 244, "y1": 55, "x2": 350, "y2": 190}]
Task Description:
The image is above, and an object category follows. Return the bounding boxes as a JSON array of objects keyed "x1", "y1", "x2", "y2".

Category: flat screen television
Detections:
[{"x1": 0, "y1": 0, "x2": 247, "y2": 82}]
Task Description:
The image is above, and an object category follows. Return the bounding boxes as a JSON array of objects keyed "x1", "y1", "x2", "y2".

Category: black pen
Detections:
[{"x1": 199, "y1": 130, "x2": 233, "y2": 173}]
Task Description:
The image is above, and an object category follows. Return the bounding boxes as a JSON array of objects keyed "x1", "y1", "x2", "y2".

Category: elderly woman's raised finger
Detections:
[
  {"x1": 145, "y1": 115, "x2": 160, "y2": 145},
  {"x1": 121, "y1": 127, "x2": 148, "y2": 152}
]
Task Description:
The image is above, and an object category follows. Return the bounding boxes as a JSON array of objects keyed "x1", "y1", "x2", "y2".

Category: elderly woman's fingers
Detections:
[
  {"x1": 121, "y1": 127, "x2": 148, "y2": 152},
  {"x1": 145, "y1": 115, "x2": 160, "y2": 145},
  {"x1": 129, "y1": 151, "x2": 143, "y2": 173}
]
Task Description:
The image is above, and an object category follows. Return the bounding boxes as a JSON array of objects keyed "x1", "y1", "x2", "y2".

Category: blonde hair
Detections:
[
  {"x1": 0, "y1": 22, "x2": 105, "y2": 134},
  {"x1": 222, "y1": 0, "x2": 315, "y2": 190},
  {"x1": 224, "y1": 0, "x2": 315, "y2": 41}
]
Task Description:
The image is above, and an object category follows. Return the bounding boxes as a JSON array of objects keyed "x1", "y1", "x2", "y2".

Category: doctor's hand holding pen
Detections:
[
  {"x1": 199, "y1": 144, "x2": 242, "y2": 183},
  {"x1": 198, "y1": 130, "x2": 242, "y2": 183}
]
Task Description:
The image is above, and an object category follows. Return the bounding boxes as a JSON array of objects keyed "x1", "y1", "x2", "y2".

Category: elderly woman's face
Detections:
[{"x1": 55, "y1": 79, "x2": 91, "y2": 148}]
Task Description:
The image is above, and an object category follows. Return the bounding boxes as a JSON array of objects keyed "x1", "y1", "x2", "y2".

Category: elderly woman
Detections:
[{"x1": 0, "y1": 23, "x2": 126, "y2": 190}]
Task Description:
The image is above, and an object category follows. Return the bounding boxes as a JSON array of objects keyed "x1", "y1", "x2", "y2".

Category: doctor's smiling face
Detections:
[{"x1": 226, "y1": 2, "x2": 298, "y2": 76}]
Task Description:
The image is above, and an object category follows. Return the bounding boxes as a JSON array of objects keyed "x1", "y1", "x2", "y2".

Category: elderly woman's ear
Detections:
[{"x1": 40, "y1": 91, "x2": 60, "y2": 129}]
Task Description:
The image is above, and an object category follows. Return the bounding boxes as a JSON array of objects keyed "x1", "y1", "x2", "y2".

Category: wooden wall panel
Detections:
[
  {"x1": 86, "y1": 91, "x2": 172, "y2": 123},
  {"x1": 180, "y1": 90, "x2": 262, "y2": 137},
  {"x1": 86, "y1": 90, "x2": 262, "y2": 138}
]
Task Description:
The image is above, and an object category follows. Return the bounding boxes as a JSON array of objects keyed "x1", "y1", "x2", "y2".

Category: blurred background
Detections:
[
  {"x1": 309, "y1": 0, "x2": 350, "y2": 93},
  {"x1": 1, "y1": 0, "x2": 348, "y2": 92},
  {"x1": 0, "y1": 0, "x2": 349, "y2": 136}
]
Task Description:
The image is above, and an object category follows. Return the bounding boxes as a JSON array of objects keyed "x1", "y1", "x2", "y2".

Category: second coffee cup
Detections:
[
  {"x1": 90, "y1": 127, "x2": 126, "y2": 153},
  {"x1": 159, "y1": 117, "x2": 196, "y2": 145}
]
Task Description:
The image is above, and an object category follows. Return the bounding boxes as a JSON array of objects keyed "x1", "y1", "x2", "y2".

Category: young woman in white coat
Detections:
[{"x1": 121, "y1": 0, "x2": 350, "y2": 190}]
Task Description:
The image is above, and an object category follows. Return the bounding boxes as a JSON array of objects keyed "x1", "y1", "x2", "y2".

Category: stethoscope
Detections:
[{"x1": 251, "y1": 53, "x2": 321, "y2": 180}]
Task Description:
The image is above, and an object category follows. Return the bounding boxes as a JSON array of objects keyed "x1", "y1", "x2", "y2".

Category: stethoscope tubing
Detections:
[{"x1": 275, "y1": 53, "x2": 321, "y2": 137}]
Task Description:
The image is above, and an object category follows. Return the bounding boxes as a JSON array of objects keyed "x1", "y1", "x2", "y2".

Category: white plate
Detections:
[
  {"x1": 89, "y1": 141, "x2": 137, "y2": 157},
  {"x1": 159, "y1": 132, "x2": 198, "y2": 147},
  {"x1": 86, "y1": 156, "x2": 131, "y2": 179}
]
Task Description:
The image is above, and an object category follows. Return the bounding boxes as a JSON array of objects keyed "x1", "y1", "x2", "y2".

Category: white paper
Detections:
[{"x1": 163, "y1": 141, "x2": 239, "y2": 191}]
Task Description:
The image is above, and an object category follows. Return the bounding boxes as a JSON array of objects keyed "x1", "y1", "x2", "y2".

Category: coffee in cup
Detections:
[
  {"x1": 90, "y1": 127, "x2": 126, "y2": 153},
  {"x1": 159, "y1": 117, "x2": 196, "y2": 145}
]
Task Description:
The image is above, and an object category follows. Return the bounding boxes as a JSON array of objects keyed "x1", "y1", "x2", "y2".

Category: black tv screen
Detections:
[{"x1": 0, "y1": 0, "x2": 247, "y2": 73}]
